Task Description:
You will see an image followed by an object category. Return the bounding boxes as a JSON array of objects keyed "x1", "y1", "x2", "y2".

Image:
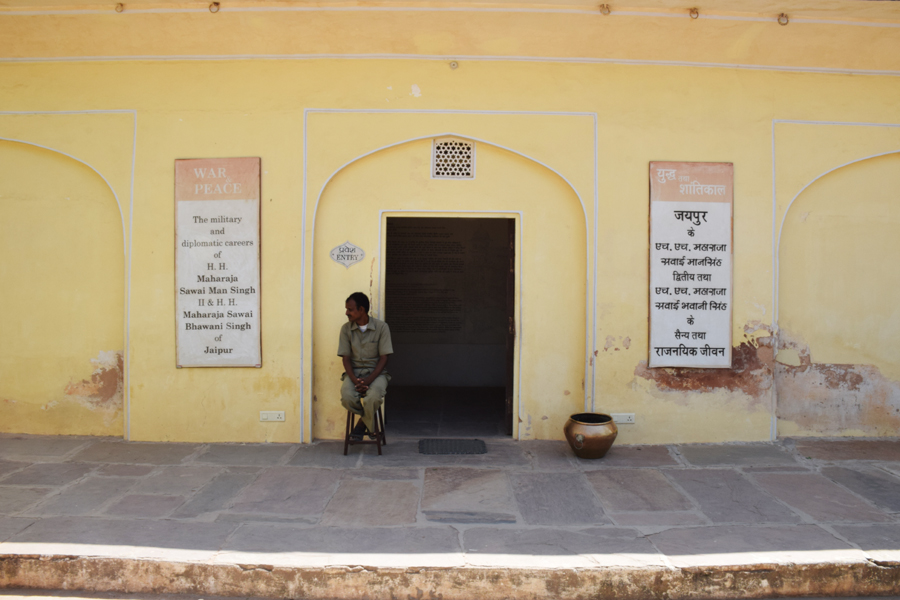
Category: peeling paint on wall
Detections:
[
  {"x1": 776, "y1": 333, "x2": 900, "y2": 436},
  {"x1": 633, "y1": 325, "x2": 774, "y2": 405},
  {"x1": 62, "y1": 350, "x2": 123, "y2": 412}
]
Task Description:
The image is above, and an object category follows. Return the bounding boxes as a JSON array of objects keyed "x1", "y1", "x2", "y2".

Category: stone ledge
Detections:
[{"x1": 2, "y1": 555, "x2": 900, "y2": 600}]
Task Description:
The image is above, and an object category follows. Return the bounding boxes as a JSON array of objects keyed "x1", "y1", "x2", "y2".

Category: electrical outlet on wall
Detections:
[
  {"x1": 259, "y1": 411, "x2": 285, "y2": 422},
  {"x1": 611, "y1": 413, "x2": 636, "y2": 424}
]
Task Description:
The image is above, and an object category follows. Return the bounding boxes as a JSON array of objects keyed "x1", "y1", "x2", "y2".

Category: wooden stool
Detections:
[{"x1": 343, "y1": 406, "x2": 386, "y2": 455}]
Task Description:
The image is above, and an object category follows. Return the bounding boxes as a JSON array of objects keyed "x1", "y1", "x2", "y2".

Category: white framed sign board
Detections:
[
  {"x1": 175, "y1": 157, "x2": 261, "y2": 368},
  {"x1": 649, "y1": 161, "x2": 733, "y2": 368}
]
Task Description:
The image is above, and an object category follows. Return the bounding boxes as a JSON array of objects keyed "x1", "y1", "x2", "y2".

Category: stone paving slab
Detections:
[
  {"x1": 104, "y1": 495, "x2": 187, "y2": 518},
  {"x1": 0, "y1": 461, "x2": 30, "y2": 480},
  {"x1": 794, "y1": 439, "x2": 900, "y2": 462},
  {"x1": 677, "y1": 444, "x2": 799, "y2": 466},
  {"x1": 421, "y1": 467, "x2": 516, "y2": 523},
  {"x1": 170, "y1": 471, "x2": 258, "y2": 519},
  {"x1": 1, "y1": 464, "x2": 94, "y2": 487},
  {"x1": 648, "y1": 524, "x2": 868, "y2": 567},
  {"x1": 821, "y1": 466, "x2": 900, "y2": 512},
  {"x1": 130, "y1": 466, "x2": 221, "y2": 496},
  {"x1": 522, "y1": 440, "x2": 578, "y2": 470},
  {"x1": 0, "y1": 518, "x2": 33, "y2": 541},
  {"x1": 27, "y1": 477, "x2": 138, "y2": 517},
  {"x1": 463, "y1": 526, "x2": 666, "y2": 568},
  {"x1": 195, "y1": 445, "x2": 296, "y2": 467},
  {"x1": 4, "y1": 517, "x2": 237, "y2": 561},
  {"x1": 215, "y1": 524, "x2": 464, "y2": 568},
  {"x1": 70, "y1": 443, "x2": 200, "y2": 465},
  {"x1": 286, "y1": 442, "x2": 361, "y2": 468},
  {"x1": 341, "y1": 468, "x2": 419, "y2": 480},
  {"x1": 510, "y1": 472, "x2": 608, "y2": 525},
  {"x1": 753, "y1": 472, "x2": 892, "y2": 522},
  {"x1": 0, "y1": 487, "x2": 54, "y2": 515},
  {"x1": 320, "y1": 479, "x2": 419, "y2": 526},
  {"x1": 95, "y1": 465, "x2": 155, "y2": 477},
  {"x1": 608, "y1": 510, "x2": 708, "y2": 527},
  {"x1": 229, "y1": 468, "x2": 341, "y2": 516},
  {"x1": 665, "y1": 469, "x2": 801, "y2": 524},
  {"x1": 586, "y1": 469, "x2": 693, "y2": 512},
  {"x1": 0, "y1": 437, "x2": 91, "y2": 460},
  {"x1": 579, "y1": 445, "x2": 678, "y2": 468},
  {"x1": 834, "y1": 523, "x2": 900, "y2": 563}
]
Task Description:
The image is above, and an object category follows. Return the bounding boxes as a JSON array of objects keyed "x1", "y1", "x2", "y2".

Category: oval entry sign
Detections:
[{"x1": 330, "y1": 241, "x2": 365, "y2": 268}]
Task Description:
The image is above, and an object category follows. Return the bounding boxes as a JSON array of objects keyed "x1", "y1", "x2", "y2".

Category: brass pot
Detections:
[{"x1": 563, "y1": 413, "x2": 618, "y2": 459}]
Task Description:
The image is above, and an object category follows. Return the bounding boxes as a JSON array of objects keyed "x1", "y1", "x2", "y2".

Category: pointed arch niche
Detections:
[
  {"x1": 0, "y1": 140, "x2": 125, "y2": 436},
  {"x1": 311, "y1": 136, "x2": 588, "y2": 440},
  {"x1": 776, "y1": 151, "x2": 900, "y2": 437}
]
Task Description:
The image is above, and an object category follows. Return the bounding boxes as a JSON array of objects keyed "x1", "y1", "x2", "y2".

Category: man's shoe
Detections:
[{"x1": 350, "y1": 420, "x2": 367, "y2": 441}]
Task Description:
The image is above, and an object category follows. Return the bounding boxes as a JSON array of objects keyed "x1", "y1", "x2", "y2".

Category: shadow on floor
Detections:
[{"x1": 384, "y1": 386, "x2": 509, "y2": 438}]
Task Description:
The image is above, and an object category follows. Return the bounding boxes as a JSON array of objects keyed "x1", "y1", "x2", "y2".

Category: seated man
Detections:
[{"x1": 338, "y1": 292, "x2": 393, "y2": 440}]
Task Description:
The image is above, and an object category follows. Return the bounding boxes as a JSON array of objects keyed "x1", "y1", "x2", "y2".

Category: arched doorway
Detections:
[
  {"x1": 0, "y1": 141, "x2": 125, "y2": 436},
  {"x1": 312, "y1": 136, "x2": 587, "y2": 440}
]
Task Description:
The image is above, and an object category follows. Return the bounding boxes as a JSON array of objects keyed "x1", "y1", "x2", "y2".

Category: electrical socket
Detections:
[
  {"x1": 259, "y1": 411, "x2": 285, "y2": 422},
  {"x1": 611, "y1": 413, "x2": 635, "y2": 424}
]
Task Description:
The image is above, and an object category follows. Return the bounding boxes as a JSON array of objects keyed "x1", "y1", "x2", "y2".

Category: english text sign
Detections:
[
  {"x1": 649, "y1": 162, "x2": 733, "y2": 368},
  {"x1": 175, "y1": 157, "x2": 261, "y2": 367},
  {"x1": 330, "y1": 241, "x2": 365, "y2": 268}
]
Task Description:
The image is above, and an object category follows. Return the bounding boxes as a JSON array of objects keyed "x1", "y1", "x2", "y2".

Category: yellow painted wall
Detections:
[
  {"x1": 0, "y1": 1, "x2": 898, "y2": 443},
  {"x1": 0, "y1": 141, "x2": 124, "y2": 436},
  {"x1": 777, "y1": 153, "x2": 900, "y2": 437},
  {"x1": 313, "y1": 140, "x2": 586, "y2": 440}
]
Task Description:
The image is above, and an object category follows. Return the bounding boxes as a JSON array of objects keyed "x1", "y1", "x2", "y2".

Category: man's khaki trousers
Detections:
[{"x1": 340, "y1": 370, "x2": 388, "y2": 433}]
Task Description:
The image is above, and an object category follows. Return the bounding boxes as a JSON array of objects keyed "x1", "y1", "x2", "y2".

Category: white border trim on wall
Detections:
[
  {"x1": 2, "y1": 5, "x2": 899, "y2": 29},
  {"x1": 2, "y1": 54, "x2": 899, "y2": 78},
  {"x1": 769, "y1": 118, "x2": 900, "y2": 441},
  {"x1": 303, "y1": 110, "x2": 599, "y2": 442},
  {"x1": 0, "y1": 110, "x2": 137, "y2": 439}
]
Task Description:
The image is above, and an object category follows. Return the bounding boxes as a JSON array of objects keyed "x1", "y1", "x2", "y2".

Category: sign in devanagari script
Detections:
[
  {"x1": 649, "y1": 162, "x2": 733, "y2": 368},
  {"x1": 175, "y1": 157, "x2": 261, "y2": 367}
]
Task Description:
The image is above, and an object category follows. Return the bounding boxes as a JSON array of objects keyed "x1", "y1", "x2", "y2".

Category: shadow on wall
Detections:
[{"x1": 0, "y1": 141, "x2": 124, "y2": 436}]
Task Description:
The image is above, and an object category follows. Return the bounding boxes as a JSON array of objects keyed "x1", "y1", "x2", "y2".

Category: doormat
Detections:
[{"x1": 418, "y1": 439, "x2": 487, "y2": 455}]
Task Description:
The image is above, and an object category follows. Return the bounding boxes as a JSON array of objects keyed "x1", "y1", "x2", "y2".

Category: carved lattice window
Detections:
[{"x1": 432, "y1": 138, "x2": 475, "y2": 179}]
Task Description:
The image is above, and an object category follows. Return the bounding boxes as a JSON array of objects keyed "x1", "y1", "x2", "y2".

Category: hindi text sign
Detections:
[
  {"x1": 649, "y1": 162, "x2": 733, "y2": 368},
  {"x1": 175, "y1": 157, "x2": 261, "y2": 367}
]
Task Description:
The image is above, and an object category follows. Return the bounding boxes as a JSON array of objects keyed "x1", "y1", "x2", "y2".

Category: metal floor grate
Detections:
[{"x1": 418, "y1": 439, "x2": 487, "y2": 455}]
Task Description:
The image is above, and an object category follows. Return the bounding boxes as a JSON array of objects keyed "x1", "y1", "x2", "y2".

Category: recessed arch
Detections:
[
  {"x1": 775, "y1": 148, "x2": 900, "y2": 332},
  {"x1": 0, "y1": 140, "x2": 126, "y2": 437},
  {"x1": 775, "y1": 150, "x2": 900, "y2": 437},
  {"x1": 307, "y1": 134, "x2": 590, "y2": 441},
  {"x1": 0, "y1": 137, "x2": 126, "y2": 254}
]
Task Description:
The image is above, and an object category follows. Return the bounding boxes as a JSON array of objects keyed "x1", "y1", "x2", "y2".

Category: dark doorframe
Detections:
[{"x1": 505, "y1": 219, "x2": 515, "y2": 436}]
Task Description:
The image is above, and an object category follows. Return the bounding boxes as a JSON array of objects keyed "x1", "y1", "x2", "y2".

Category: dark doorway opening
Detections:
[{"x1": 385, "y1": 217, "x2": 514, "y2": 438}]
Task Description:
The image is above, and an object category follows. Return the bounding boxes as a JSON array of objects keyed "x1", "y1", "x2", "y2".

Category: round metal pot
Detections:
[{"x1": 563, "y1": 412, "x2": 618, "y2": 459}]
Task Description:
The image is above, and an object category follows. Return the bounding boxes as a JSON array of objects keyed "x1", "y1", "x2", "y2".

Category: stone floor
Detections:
[{"x1": 1, "y1": 434, "x2": 900, "y2": 597}]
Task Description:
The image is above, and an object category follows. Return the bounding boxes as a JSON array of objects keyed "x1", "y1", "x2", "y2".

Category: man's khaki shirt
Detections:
[{"x1": 337, "y1": 317, "x2": 394, "y2": 371}]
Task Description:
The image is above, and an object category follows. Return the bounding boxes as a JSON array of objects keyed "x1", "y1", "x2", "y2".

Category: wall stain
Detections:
[
  {"x1": 776, "y1": 331, "x2": 900, "y2": 435},
  {"x1": 633, "y1": 334, "x2": 774, "y2": 402},
  {"x1": 604, "y1": 335, "x2": 630, "y2": 352},
  {"x1": 62, "y1": 350, "x2": 123, "y2": 411}
]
